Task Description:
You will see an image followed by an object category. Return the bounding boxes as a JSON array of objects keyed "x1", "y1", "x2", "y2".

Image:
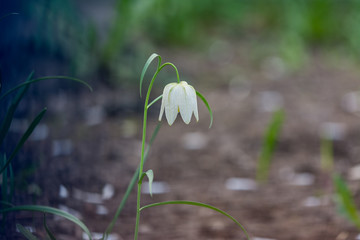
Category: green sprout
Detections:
[{"x1": 256, "y1": 109, "x2": 285, "y2": 183}]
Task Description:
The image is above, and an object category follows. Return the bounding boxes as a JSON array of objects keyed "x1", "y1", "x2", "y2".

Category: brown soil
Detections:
[{"x1": 6, "y1": 47, "x2": 360, "y2": 240}]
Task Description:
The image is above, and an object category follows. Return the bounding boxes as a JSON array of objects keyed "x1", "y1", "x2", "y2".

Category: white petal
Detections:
[
  {"x1": 159, "y1": 83, "x2": 176, "y2": 123},
  {"x1": 165, "y1": 84, "x2": 180, "y2": 125},
  {"x1": 159, "y1": 84, "x2": 173, "y2": 121},
  {"x1": 179, "y1": 83, "x2": 192, "y2": 124},
  {"x1": 188, "y1": 85, "x2": 199, "y2": 122},
  {"x1": 158, "y1": 99, "x2": 165, "y2": 121}
]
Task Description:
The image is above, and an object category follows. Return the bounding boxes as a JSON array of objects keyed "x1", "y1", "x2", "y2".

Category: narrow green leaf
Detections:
[
  {"x1": 320, "y1": 138, "x2": 333, "y2": 172},
  {"x1": 0, "y1": 13, "x2": 19, "y2": 22},
  {"x1": 0, "y1": 200, "x2": 14, "y2": 207},
  {"x1": 333, "y1": 174, "x2": 360, "y2": 229},
  {"x1": 9, "y1": 162, "x2": 14, "y2": 202},
  {"x1": 101, "y1": 123, "x2": 162, "y2": 240},
  {"x1": 43, "y1": 214, "x2": 56, "y2": 240},
  {"x1": 1, "y1": 155, "x2": 8, "y2": 203},
  {"x1": 0, "y1": 76, "x2": 92, "y2": 101},
  {"x1": 140, "y1": 200, "x2": 249, "y2": 240},
  {"x1": 0, "y1": 108, "x2": 47, "y2": 175},
  {"x1": 147, "y1": 95, "x2": 162, "y2": 109},
  {"x1": 140, "y1": 53, "x2": 161, "y2": 97},
  {"x1": 16, "y1": 224, "x2": 38, "y2": 240},
  {"x1": 0, "y1": 66, "x2": 2, "y2": 93},
  {"x1": 139, "y1": 170, "x2": 154, "y2": 197},
  {"x1": 2, "y1": 205, "x2": 92, "y2": 240},
  {"x1": 0, "y1": 72, "x2": 33, "y2": 146},
  {"x1": 196, "y1": 91, "x2": 213, "y2": 128},
  {"x1": 256, "y1": 109, "x2": 285, "y2": 182}
]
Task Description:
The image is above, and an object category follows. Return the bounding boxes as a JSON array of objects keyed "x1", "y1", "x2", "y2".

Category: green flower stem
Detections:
[
  {"x1": 135, "y1": 64, "x2": 163, "y2": 240},
  {"x1": 102, "y1": 123, "x2": 161, "y2": 240},
  {"x1": 134, "y1": 55, "x2": 181, "y2": 240},
  {"x1": 160, "y1": 62, "x2": 180, "y2": 83}
]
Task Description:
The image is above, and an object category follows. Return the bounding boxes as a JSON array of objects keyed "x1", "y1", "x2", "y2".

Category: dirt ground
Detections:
[{"x1": 6, "y1": 46, "x2": 360, "y2": 240}]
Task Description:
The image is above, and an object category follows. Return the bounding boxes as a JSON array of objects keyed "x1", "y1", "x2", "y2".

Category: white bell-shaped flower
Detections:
[{"x1": 159, "y1": 81, "x2": 199, "y2": 126}]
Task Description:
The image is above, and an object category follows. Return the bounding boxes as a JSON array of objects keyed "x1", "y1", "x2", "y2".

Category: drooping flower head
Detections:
[{"x1": 159, "y1": 81, "x2": 199, "y2": 126}]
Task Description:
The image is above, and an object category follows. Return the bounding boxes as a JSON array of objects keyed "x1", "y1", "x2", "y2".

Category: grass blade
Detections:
[
  {"x1": 196, "y1": 91, "x2": 213, "y2": 128},
  {"x1": 256, "y1": 109, "x2": 285, "y2": 182},
  {"x1": 140, "y1": 200, "x2": 249, "y2": 240},
  {"x1": 1, "y1": 155, "x2": 8, "y2": 226},
  {"x1": 0, "y1": 201, "x2": 14, "y2": 207},
  {"x1": 0, "y1": 76, "x2": 92, "y2": 101},
  {"x1": 16, "y1": 224, "x2": 38, "y2": 240},
  {"x1": 320, "y1": 138, "x2": 333, "y2": 172},
  {"x1": 0, "y1": 72, "x2": 33, "y2": 146},
  {"x1": 0, "y1": 13, "x2": 19, "y2": 22},
  {"x1": 43, "y1": 214, "x2": 56, "y2": 240},
  {"x1": 140, "y1": 53, "x2": 161, "y2": 97},
  {"x1": 1, "y1": 205, "x2": 92, "y2": 240},
  {"x1": 1, "y1": 155, "x2": 8, "y2": 202},
  {"x1": 9, "y1": 162, "x2": 14, "y2": 202},
  {"x1": 0, "y1": 108, "x2": 47, "y2": 174},
  {"x1": 333, "y1": 174, "x2": 360, "y2": 229},
  {"x1": 139, "y1": 170, "x2": 154, "y2": 197},
  {"x1": 0, "y1": 66, "x2": 2, "y2": 93},
  {"x1": 102, "y1": 123, "x2": 162, "y2": 240}
]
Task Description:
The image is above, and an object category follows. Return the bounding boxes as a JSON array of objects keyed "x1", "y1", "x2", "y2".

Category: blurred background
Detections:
[{"x1": 2, "y1": 0, "x2": 360, "y2": 239}]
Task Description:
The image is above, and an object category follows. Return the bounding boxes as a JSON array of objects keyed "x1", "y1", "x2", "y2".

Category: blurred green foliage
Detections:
[
  {"x1": 334, "y1": 174, "x2": 360, "y2": 229},
  {"x1": 17, "y1": 0, "x2": 360, "y2": 85},
  {"x1": 256, "y1": 109, "x2": 285, "y2": 183}
]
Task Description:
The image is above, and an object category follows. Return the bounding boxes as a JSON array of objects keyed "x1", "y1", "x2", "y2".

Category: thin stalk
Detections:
[
  {"x1": 161, "y1": 62, "x2": 180, "y2": 83},
  {"x1": 134, "y1": 66, "x2": 162, "y2": 240}
]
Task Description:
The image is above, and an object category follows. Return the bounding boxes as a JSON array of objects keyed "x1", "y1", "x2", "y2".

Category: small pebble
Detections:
[
  {"x1": 341, "y1": 91, "x2": 360, "y2": 114},
  {"x1": 9, "y1": 119, "x2": 28, "y2": 133},
  {"x1": 336, "y1": 232, "x2": 349, "y2": 240},
  {"x1": 255, "y1": 91, "x2": 284, "y2": 112},
  {"x1": 253, "y1": 237, "x2": 277, "y2": 240},
  {"x1": 82, "y1": 232, "x2": 121, "y2": 240},
  {"x1": 289, "y1": 173, "x2": 315, "y2": 186},
  {"x1": 95, "y1": 205, "x2": 108, "y2": 215},
  {"x1": 16, "y1": 226, "x2": 35, "y2": 233},
  {"x1": 319, "y1": 122, "x2": 346, "y2": 141},
  {"x1": 355, "y1": 233, "x2": 360, "y2": 240},
  {"x1": 139, "y1": 224, "x2": 152, "y2": 234},
  {"x1": 57, "y1": 205, "x2": 82, "y2": 220},
  {"x1": 73, "y1": 188, "x2": 103, "y2": 204},
  {"x1": 182, "y1": 132, "x2": 208, "y2": 150},
  {"x1": 121, "y1": 119, "x2": 138, "y2": 138},
  {"x1": 59, "y1": 185, "x2": 69, "y2": 199},
  {"x1": 102, "y1": 183, "x2": 115, "y2": 200},
  {"x1": 85, "y1": 105, "x2": 105, "y2": 126},
  {"x1": 30, "y1": 124, "x2": 49, "y2": 141},
  {"x1": 349, "y1": 164, "x2": 360, "y2": 181},
  {"x1": 225, "y1": 178, "x2": 257, "y2": 191},
  {"x1": 302, "y1": 196, "x2": 321, "y2": 207},
  {"x1": 142, "y1": 181, "x2": 170, "y2": 195},
  {"x1": 52, "y1": 139, "x2": 73, "y2": 157}
]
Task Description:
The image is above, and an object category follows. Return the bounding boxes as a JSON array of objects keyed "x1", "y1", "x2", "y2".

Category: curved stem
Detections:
[
  {"x1": 140, "y1": 201, "x2": 249, "y2": 240},
  {"x1": 159, "y1": 62, "x2": 180, "y2": 83}
]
